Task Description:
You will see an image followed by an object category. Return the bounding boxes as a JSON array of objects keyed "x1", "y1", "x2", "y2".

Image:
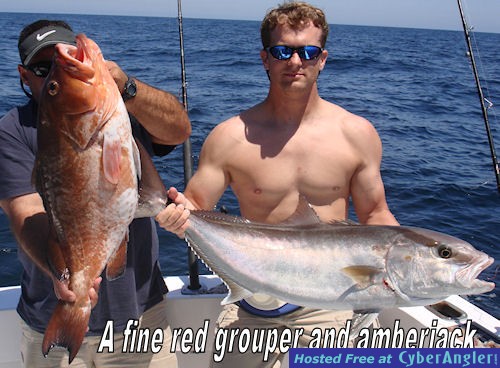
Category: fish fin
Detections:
[
  {"x1": 134, "y1": 138, "x2": 169, "y2": 218},
  {"x1": 279, "y1": 195, "x2": 322, "y2": 226},
  {"x1": 221, "y1": 279, "x2": 253, "y2": 305},
  {"x1": 42, "y1": 300, "x2": 91, "y2": 364},
  {"x1": 106, "y1": 235, "x2": 128, "y2": 280},
  {"x1": 47, "y1": 231, "x2": 69, "y2": 281},
  {"x1": 132, "y1": 133, "x2": 142, "y2": 180},
  {"x1": 349, "y1": 311, "x2": 380, "y2": 338},
  {"x1": 342, "y1": 266, "x2": 383, "y2": 288},
  {"x1": 329, "y1": 219, "x2": 359, "y2": 226},
  {"x1": 102, "y1": 131, "x2": 121, "y2": 185}
]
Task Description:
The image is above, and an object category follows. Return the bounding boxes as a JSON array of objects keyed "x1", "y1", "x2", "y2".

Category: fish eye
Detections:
[
  {"x1": 437, "y1": 244, "x2": 453, "y2": 259},
  {"x1": 47, "y1": 81, "x2": 59, "y2": 96}
]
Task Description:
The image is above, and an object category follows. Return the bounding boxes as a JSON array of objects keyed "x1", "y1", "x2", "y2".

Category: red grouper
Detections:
[{"x1": 33, "y1": 33, "x2": 168, "y2": 362}]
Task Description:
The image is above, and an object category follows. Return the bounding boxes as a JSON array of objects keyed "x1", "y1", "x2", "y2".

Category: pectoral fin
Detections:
[
  {"x1": 102, "y1": 131, "x2": 121, "y2": 185},
  {"x1": 342, "y1": 265, "x2": 383, "y2": 289}
]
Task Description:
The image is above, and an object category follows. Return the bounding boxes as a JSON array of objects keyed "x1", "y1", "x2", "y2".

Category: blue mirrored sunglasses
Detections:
[
  {"x1": 23, "y1": 61, "x2": 52, "y2": 78},
  {"x1": 266, "y1": 45, "x2": 323, "y2": 60}
]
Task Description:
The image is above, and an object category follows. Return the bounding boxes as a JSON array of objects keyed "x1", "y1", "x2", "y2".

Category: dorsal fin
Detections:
[
  {"x1": 279, "y1": 195, "x2": 322, "y2": 226},
  {"x1": 328, "y1": 218, "x2": 359, "y2": 226}
]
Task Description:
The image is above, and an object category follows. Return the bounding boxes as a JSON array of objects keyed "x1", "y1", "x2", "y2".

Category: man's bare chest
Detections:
[{"x1": 228, "y1": 141, "x2": 357, "y2": 201}]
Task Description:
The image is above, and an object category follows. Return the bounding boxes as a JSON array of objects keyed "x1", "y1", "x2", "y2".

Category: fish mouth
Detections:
[
  {"x1": 457, "y1": 255, "x2": 495, "y2": 292},
  {"x1": 54, "y1": 34, "x2": 94, "y2": 81}
]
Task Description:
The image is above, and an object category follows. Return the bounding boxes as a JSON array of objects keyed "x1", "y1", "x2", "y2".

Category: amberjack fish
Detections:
[
  {"x1": 34, "y1": 34, "x2": 167, "y2": 362},
  {"x1": 185, "y1": 198, "x2": 495, "y2": 312}
]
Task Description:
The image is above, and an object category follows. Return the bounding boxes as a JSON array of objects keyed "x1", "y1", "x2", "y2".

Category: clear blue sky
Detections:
[{"x1": 1, "y1": 0, "x2": 498, "y2": 33}]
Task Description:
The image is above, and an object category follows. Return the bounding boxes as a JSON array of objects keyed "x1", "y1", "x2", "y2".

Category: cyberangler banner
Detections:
[{"x1": 290, "y1": 348, "x2": 498, "y2": 368}]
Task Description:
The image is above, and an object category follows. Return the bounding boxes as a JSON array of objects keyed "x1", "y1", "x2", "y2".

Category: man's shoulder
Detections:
[
  {"x1": 319, "y1": 102, "x2": 380, "y2": 153},
  {"x1": 207, "y1": 114, "x2": 246, "y2": 141},
  {"x1": 0, "y1": 102, "x2": 37, "y2": 135},
  {"x1": 0, "y1": 107, "x2": 20, "y2": 130},
  {"x1": 331, "y1": 105, "x2": 376, "y2": 136},
  {"x1": 218, "y1": 113, "x2": 246, "y2": 128},
  {"x1": 198, "y1": 115, "x2": 250, "y2": 167}
]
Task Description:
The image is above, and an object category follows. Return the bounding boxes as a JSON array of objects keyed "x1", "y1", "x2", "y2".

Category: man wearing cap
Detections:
[{"x1": 0, "y1": 19, "x2": 191, "y2": 367}]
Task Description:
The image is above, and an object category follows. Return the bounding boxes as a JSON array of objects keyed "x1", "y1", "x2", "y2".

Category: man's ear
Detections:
[
  {"x1": 18, "y1": 65, "x2": 30, "y2": 86},
  {"x1": 260, "y1": 49, "x2": 270, "y2": 71},
  {"x1": 319, "y1": 49, "x2": 328, "y2": 72}
]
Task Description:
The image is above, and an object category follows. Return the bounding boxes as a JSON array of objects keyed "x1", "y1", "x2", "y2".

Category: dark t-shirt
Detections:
[{"x1": 0, "y1": 100, "x2": 171, "y2": 335}]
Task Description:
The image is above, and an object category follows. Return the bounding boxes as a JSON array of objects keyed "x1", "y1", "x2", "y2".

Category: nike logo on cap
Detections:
[{"x1": 36, "y1": 30, "x2": 56, "y2": 41}]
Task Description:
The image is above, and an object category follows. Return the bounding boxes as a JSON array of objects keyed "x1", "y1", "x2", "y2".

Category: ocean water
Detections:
[{"x1": 0, "y1": 13, "x2": 498, "y2": 319}]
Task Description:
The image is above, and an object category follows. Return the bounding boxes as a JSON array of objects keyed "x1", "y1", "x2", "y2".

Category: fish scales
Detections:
[
  {"x1": 35, "y1": 34, "x2": 140, "y2": 363},
  {"x1": 188, "y1": 215, "x2": 397, "y2": 309}
]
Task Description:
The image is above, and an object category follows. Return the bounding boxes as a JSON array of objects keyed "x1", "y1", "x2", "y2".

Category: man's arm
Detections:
[
  {"x1": 0, "y1": 194, "x2": 100, "y2": 303},
  {"x1": 184, "y1": 125, "x2": 232, "y2": 210},
  {"x1": 1, "y1": 194, "x2": 51, "y2": 272},
  {"x1": 106, "y1": 61, "x2": 191, "y2": 145},
  {"x1": 156, "y1": 123, "x2": 232, "y2": 236},
  {"x1": 349, "y1": 119, "x2": 399, "y2": 226}
]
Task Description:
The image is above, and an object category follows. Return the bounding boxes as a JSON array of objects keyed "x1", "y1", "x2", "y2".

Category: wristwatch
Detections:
[{"x1": 122, "y1": 76, "x2": 137, "y2": 101}]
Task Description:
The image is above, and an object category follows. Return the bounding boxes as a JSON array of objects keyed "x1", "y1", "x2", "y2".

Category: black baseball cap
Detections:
[{"x1": 18, "y1": 24, "x2": 76, "y2": 65}]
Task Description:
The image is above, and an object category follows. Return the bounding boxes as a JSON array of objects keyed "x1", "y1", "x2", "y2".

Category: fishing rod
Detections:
[
  {"x1": 457, "y1": 0, "x2": 500, "y2": 192},
  {"x1": 177, "y1": 0, "x2": 201, "y2": 291}
]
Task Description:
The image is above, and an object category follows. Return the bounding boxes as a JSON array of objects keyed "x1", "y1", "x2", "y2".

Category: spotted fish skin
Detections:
[{"x1": 35, "y1": 34, "x2": 140, "y2": 363}]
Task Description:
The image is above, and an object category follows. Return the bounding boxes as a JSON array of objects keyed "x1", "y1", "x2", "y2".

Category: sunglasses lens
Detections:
[
  {"x1": 268, "y1": 46, "x2": 322, "y2": 60},
  {"x1": 34, "y1": 67, "x2": 50, "y2": 78},
  {"x1": 25, "y1": 62, "x2": 52, "y2": 78},
  {"x1": 300, "y1": 46, "x2": 322, "y2": 60},
  {"x1": 269, "y1": 46, "x2": 292, "y2": 60}
]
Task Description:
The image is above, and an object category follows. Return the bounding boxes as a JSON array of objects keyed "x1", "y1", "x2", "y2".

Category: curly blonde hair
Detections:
[{"x1": 260, "y1": 1, "x2": 329, "y2": 48}]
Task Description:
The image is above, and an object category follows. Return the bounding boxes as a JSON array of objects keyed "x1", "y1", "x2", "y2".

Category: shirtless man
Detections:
[{"x1": 157, "y1": 2, "x2": 398, "y2": 367}]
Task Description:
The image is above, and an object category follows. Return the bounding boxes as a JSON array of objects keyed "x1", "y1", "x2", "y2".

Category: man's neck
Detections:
[{"x1": 264, "y1": 85, "x2": 322, "y2": 126}]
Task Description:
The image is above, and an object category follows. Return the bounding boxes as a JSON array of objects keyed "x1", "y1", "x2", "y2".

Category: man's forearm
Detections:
[
  {"x1": 125, "y1": 79, "x2": 191, "y2": 145},
  {"x1": 1, "y1": 194, "x2": 53, "y2": 276}
]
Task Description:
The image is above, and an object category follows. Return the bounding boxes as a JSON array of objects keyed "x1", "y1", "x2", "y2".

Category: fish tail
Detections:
[{"x1": 42, "y1": 300, "x2": 91, "y2": 364}]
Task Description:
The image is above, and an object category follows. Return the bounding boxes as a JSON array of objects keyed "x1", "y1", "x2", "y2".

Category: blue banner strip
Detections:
[{"x1": 289, "y1": 348, "x2": 499, "y2": 368}]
